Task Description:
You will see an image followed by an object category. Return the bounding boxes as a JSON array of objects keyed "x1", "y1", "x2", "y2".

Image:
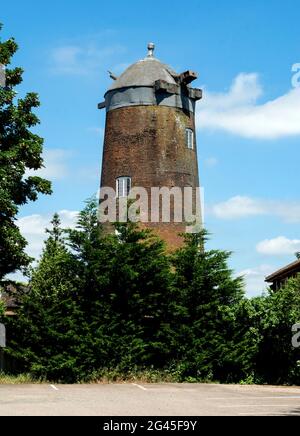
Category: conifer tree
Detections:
[
  {"x1": 103, "y1": 221, "x2": 174, "y2": 369},
  {"x1": 7, "y1": 214, "x2": 88, "y2": 382},
  {"x1": 67, "y1": 200, "x2": 174, "y2": 370},
  {"x1": 171, "y1": 231, "x2": 245, "y2": 381}
]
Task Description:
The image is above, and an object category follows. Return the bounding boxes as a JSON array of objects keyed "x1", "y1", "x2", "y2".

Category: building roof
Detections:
[
  {"x1": 108, "y1": 44, "x2": 178, "y2": 91},
  {"x1": 101, "y1": 43, "x2": 201, "y2": 113},
  {"x1": 265, "y1": 259, "x2": 300, "y2": 283},
  {"x1": 0, "y1": 283, "x2": 28, "y2": 316}
]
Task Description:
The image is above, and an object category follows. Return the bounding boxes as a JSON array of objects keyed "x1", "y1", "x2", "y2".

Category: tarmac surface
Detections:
[{"x1": 1, "y1": 383, "x2": 300, "y2": 416}]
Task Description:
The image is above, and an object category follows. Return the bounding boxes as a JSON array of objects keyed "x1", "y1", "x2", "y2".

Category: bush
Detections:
[{"x1": 255, "y1": 276, "x2": 300, "y2": 385}]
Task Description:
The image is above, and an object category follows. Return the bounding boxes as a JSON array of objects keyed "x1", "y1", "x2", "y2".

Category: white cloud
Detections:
[
  {"x1": 26, "y1": 149, "x2": 70, "y2": 181},
  {"x1": 50, "y1": 42, "x2": 126, "y2": 76},
  {"x1": 17, "y1": 210, "x2": 78, "y2": 260},
  {"x1": 204, "y1": 157, "x2": 218, "y2": 168},
  {"x1": 257, "y1": 236, "x2": 300, "y2": 256},
  {"x1": 211, "y1": 196, "x2": 300, "y2": 223},
  {"x1": 238, "y1": 264, "x2": 274, "y2": 297},
  {"x1": 212, "y1": 196, "x2": 266, "y2": 219},
  {"x1": 51, "y1": 46, "x2": 81, "y2": 74},
  {"x1": 197, "y1": 73, "x2": 300, "y2": 139}
]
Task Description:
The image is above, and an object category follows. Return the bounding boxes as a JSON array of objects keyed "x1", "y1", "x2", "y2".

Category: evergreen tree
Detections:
[
  {"x1": 8, "y1": 200, "x2": 174, "y2": 380},
  {"x1": 7, "y1": 214, "x2": 88, "y2": 382},
  {"x1": 67, "y1": 200, "x2": 174, "y2": 371},
  {"x1": 102, "y1": 221, "x2": 173, "y2": 370},
  {"x1": 171, "y1": 231, "x2": 245, "y2": 381},
  {"x1": 10, "y1": 200, "x2": 291, "y2": 384},
  {"x1": 66, "y1": 198, "x2": 116, "y2": 373},
  {"x1": 0, "y1": 24, "x2": 52, "y2": 281}
]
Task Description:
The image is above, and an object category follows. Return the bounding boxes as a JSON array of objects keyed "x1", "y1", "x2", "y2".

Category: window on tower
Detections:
[
  {"x1": 186, "y1": 128, "x2": 194, "y2": 150},
  {"x1": 116, "y1": 176, "x2": 132, "y2": 198}
]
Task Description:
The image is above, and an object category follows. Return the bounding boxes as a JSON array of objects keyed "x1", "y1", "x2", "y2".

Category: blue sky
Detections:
[{"x1": 2, "y1": 0, "x2": 300, "y2": 295}]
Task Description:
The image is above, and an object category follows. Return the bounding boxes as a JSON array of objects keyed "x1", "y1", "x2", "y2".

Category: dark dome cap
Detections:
[{"x1": 108, "y1": 43, "x2": 178, "y2": 91}]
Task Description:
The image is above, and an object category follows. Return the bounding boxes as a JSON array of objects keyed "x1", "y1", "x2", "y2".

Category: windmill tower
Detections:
[{"x1": 99, "y1": 44, "x2": 202, "y2": 249}]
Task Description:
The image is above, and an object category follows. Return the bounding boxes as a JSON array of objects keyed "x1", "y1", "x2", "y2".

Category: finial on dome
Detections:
[{"x1": 147, "y1": 42, "x2": 155, "y2": 58}]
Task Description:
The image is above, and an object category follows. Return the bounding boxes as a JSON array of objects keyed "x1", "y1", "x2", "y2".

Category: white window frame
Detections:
[
  {"x1": 186, "y1": 128, "x2": 194, "y2": 150},
  {"x1": 116, "y1": 176, "x2": 132, "y2": 198}
]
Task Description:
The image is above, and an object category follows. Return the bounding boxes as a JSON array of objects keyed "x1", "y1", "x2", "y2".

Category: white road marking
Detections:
[
  {"x1": 258, "y1": 396, "x2": 300, "y2": 399},
  {"x1": 50, "y1": 385, "x2": 59, "y2": 391},
  {"x1": 239, "y1": 413, "x2": 287, "y2": 416},
  {"x1": 208, "y1": 396, "x2": 300, "y2": 400},
  {"x1": 219, "y1": 404, "x2": 294, "y2": 408},
  {"x1": 132, "y1": 383, "x2": 148, "y2": 391}
]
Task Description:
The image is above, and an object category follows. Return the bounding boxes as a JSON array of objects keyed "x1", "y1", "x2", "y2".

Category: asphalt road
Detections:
[{"x1": 1, "y1": 383, "x2": 300, "y2": 416}]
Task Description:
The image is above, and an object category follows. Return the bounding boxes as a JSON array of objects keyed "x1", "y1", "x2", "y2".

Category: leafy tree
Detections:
[
  {"x1": 0, "y1": 24, "x2": 52, "y2": 281},
  {"x1": 255, "y1": 275, "x2": 300, "y2": 384},
  {"x1": 224, "y1": 296, "x2": 267, "y2": 383}
]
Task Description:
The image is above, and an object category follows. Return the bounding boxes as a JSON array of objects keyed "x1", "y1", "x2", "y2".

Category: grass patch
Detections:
[
  {"x1": 85, "y1": 368, "x2": 214, "y2": 384},
  {"x1": 0, "y1": 372, "x2": 42, "y2": 384},
  {"x1": 0, "y1": 369, "x2": 216, "y2": 385},
  {"x1": 0, "y1": 369, "x2": 180, "y2": 385},
  {"x1": 90, "y1": 369, "x2": 179, "y2": 384}
]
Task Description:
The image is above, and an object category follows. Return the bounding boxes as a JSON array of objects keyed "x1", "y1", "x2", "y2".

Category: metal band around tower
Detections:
[{"x1": 104, "y1": 86, "x2": 197, "y2": 113}]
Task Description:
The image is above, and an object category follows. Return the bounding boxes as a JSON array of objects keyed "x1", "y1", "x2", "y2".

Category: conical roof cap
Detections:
[{"x1": 109, "y1": 43, "x2": 178, "y2": 90}]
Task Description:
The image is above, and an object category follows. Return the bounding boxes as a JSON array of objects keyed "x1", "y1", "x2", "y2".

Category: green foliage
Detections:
[
  {"x1": 6, "y1": 214, "x2": 88, "y2": 382},
  {"x1": 223, "y1": 296, "x2": 267, "y2": 384},
  {"x1": 5, "y1": 198, "x2": 300, "y2": 385},
  {"x1": 1, "y1": 26, "x2": 299, "y2": 386},
  {"x1": 170, "y1": 231, "x2": 245, "y2": 382},
  {"x1": 255, "y1": 276, "x2": 300, "y2": 384},
  {"x1": 6, "y1": 201, "x2": 248, "y2": 383},
  {"x1": 98, "y1": 222, "x2": 174, "y2": 370},
  {"x1": 7, "y1": 201, "x2": 171, "y2": 381},
  {"x1": 0, "y1": 24, "x2": 52, "y2": 281},
  {"x1": 0, "y1": 298, "x2": 5, "y2": 319}
]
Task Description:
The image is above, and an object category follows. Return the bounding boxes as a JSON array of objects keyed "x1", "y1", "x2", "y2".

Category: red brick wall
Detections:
[{"x1": 100, "y1": 105, "x2": 200, "y2": 250}]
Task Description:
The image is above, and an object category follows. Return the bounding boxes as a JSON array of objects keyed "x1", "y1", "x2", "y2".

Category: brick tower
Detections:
[{"x1": 99, "y1": 44, "x2": 202, "y2": 249}]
